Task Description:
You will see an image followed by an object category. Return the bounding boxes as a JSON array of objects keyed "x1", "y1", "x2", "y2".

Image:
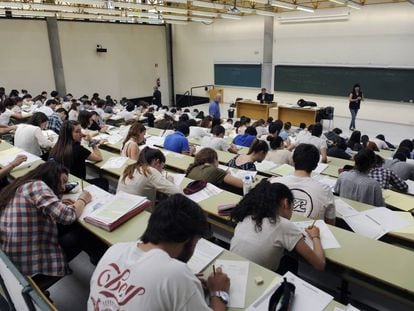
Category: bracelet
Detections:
[{"x1": 77, "y1": 198, "x2": 88, "y2": 205}]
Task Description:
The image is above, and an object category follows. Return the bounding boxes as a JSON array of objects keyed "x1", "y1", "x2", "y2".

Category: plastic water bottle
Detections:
[{"x1": 243, "y1": 175, "x2": 253, "y2": 196}]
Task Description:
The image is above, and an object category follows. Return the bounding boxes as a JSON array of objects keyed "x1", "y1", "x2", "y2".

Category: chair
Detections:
[
  {"x1": 0, "y1": 249, "x2": 56, "y2": 311},
  {"x1": 322, "y1": 106, "x2": 335, "y2": 130}
]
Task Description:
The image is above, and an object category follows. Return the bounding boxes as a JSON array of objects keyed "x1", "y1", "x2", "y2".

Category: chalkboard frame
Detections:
[
  {"x1": 214, "y1": 64, "x2": 262, "y2": 88},
  {"x1": 274, "y1": 65, "x2": 414, "y2": 102}
]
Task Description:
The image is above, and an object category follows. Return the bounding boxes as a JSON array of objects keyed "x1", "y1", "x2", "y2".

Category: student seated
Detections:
[
  {"x1": 227, "y1": 139, "x2": 268, "y2": 171},
  {"x1": 89, "y1": 111, "x2": 108, "y2": 132},
  {"x1": 0, "y1": 162, "x2": 93, "y2": 288},
  {"x1": 68, "y1": 101, "x2": 80, "y2": 121},
  {"x1": 222, "y1": 118, "x2": 233, "y2": 130},
  {"x1": 35, "y1": 98, "x2": 57, "y2": 117},
  {"x1": 270, "y1": 144, "x2": 336, "y2": 225},
  {"x1": 189, "y1": 116, "x2": 211, "y2": 139},
  {"x1": 346, "y1": 130, "x2": 363, "y2": 152},
  {"x1": 121, "y1": 121, "x2": 147, "y2": 161},
  {"x1": 186, "y1": 148, "x2": 243, "y2": 191},
  {"x1": 118, "y1": 147, "x2": 179, "y2": 203},
  {"x1": 232, "y1": 126, "x2": 257, "y2": 147},
  {"x1": 334, "y1": 148, "x2": 385, "y2": 206},
  {"x1": 369, "y1": 155, "x2": 408, "y2": 192},
  {"x1": 164, "y1": 122, "x2": 195, "y2": 155},
  {"x1": 0, "y1": 98, "x2": 23, "y2": 125},
  {"x1": 260, "y1": 120, "x2": 283, "y2": 142},
  {"x1": 327, "y1": 137, "x2": 352, "y2": 160},
  {"x1": 47, "y1": 107, "x2": 67, "y2": 134},
  {"x1": 399, "y1": 139, "x2": 414, "y2": 159},
  {"x1": 265, "y1": 136, "x2": 293, "y2": 165},
  {"x1": 230, "y1": 180, "x2": 325, "y2": 273},
  {"x1": 251, "y1": 119, "x2": 268, "y2": 137},
  {"x1": 50, "y1": 121, "x2": 107, "y2": 190},
  {"x1": 384, "y1": 147, "x2": 414, "y2": 181},
  {"x1": 290, "y1": 123, "x2": 327, "y2": 163},
  {"x1": 14, "y1": 112, "x2": 54, "y2": 158},
  {"x1": 119, "y1": 101, "x2": 137, "y2": 122},
  {"x1": 372, "y1": 134, "x2": 390, "y2": 150},
  {"x1": 279, "y1": 121, "x2": 291, "y2": 141},
  {"x1": 201, "y1": 125, "x2": 238, "y2": 154},
  {"x1": 235, "y1": 116, "x2": 251, "y2": 135},
  {"x1": 88, "y1": 194, "x2": 230, "y2": 311}
]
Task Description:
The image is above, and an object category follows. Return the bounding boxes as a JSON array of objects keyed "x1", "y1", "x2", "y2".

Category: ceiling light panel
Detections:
[
  {"x1": 220, "y1": 13, "x2": 242, "y2": 20},
  {"x1": 155, "y1": 6, "x2": 188, "y2": 14},
  {"x1": 190, "y1": 10, "x2": 218, "y2": 17},
  {"x1": 191, "y1": 1, "x2": 224, "y2": 9},
  {"x1": 271, "y1": 1, "x2": 295, "y2": 10}
]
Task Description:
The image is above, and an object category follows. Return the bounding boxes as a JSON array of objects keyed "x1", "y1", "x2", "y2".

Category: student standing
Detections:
[
  {"x1": 230, "y1": 180, "x2": 325, "y2": 273},
  {"x1": 348, "y1": 83, "x2": 363, "y2": 131},
  {"x1": 208, "y1": 93, "x2": 221, "y2": 119}
]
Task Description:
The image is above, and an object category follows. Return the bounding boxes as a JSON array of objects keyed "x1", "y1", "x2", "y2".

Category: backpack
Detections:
[{"x1": 297, "y1": 98, "x2": 317, "y2": 107}]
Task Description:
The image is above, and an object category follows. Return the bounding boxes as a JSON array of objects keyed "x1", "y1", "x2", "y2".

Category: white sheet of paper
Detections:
[
  {"x1": 313, "y1": 175, "x2": 337, "y2": 192},
  {"x1": 247, "y1": 271, "x2": 333, "y2": 311},
  {"x1": 230, "y1": 168, "x2": 257, "y2": 180},
  {"x1": 0, "y1": 147, "x2": 41, "y2": 169},
  {"x1": 185, "y1": 183, "x2": 223, "y2": 203},
  {"x1": 165, "y1": 172, "x2": 185, "y2": 187},
  {"x1": 406, "y1": 179, "x2": 414, "y2": 195},
  {"x1": 145, "y1": 136, "x2": 165, "y2": 147},
  {"x1": 215, "y1": 260, "x2": 249, "y2": 308},
  {"x1": 187, "y1": 239, "x2": 223, "y2": 273},
  {"x1": 343, "y1": 213, "x2": 387, "y2": 240},
  {"x1": 255, "y1": 160, "x2": 278, "y2": 172},
  {"x1": 334, "y1": 198, "x2": 359, "y2": 217},
  {"x1": 293, "y1": 220, "x2": 341, "y2": 250},
  {"x1": 42, "y1": 130, "x2": 59, "y2": 144},
  {"x1": 270, "y1": 163, "x2": 295, "y2": 176},
  {"x1": 314, "y1": 163, "x2": 329, "y2": 174},
  {"x1": 218, "y1": 164, "x2": 230, "y2": 171},
  {"x1": 362, "y1": 207, "x2": 411, "y2": 232},
  {"x1": 101, "y1": 156, "x2": 129, "y2": 169},
  {"x1": 107, "y1": 133, "x2": 124, "y2": 145}
]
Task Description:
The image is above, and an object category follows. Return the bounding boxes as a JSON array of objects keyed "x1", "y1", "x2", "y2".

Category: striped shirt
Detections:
[{"x1": 0, "y1": 180, "x2": 76, "y2": 276}]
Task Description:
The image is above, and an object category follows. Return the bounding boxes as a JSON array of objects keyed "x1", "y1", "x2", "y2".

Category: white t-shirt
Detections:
[
  {"x1": 230, "y1": 216, "x2": 302, "y2": 271},
  {"x1": 119, "y1": 110, "x2": 135, "y2": 121},
  {"x1": 201, "y1": 136, "x2": 230, "y2": 152},
  {"x1": 68, "y1": 109, "x2": 78, "y2": 121},
  {"x1": 88, "y1": 242, "x2": 211, "y2": 311},
  {"x1": 35, "y1": 105, "x2": 54, "y2": 117},
  {"x1": 0, "y1": 109, "x2": 13, "y2": 125},
  {"x1": 14, "y1": 124, "x2": 53, "y2": 156},
  {"x1": 265, "y1": 149, "x2": 293, "y2": 165},
  {"x1": 297, "y1": 135, "x2": 327, "y2": 151},
  {"x1": 372, "y1": 138, "x2": 388, "y2": 150},
  {"x1": 189, "y1": 126, "x2": 209, "y2": 139},
  {"x1": 270, "y1": 175, "x2": 336, "y2": 220}
]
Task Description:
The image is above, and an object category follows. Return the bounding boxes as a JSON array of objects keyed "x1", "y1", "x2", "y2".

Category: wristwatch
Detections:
[{"x1": 210, "y1": 291, "x2": 229, "y2": 305}]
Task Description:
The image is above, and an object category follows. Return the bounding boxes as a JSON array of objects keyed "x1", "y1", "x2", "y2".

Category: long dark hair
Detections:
[
  {"x1": 49, "y1": 120, "x2": 79, "y2": 167},
  {"x1": 231, "y1": 180, "x2": 293, "y2": 232},
  {"x1": 186, "y1": 148, "x2": 218, "y2": 176},
  {"x1": 352, "y1": 83, "x2": 361, "y2": 96},
  {"x1": 29, "y1": 112, "x2": 48, "y2": 127},
  {"x1": 122, "y1": 121, "x2": 146, "y2": 150},
  {"x1": 0, "y1": 162, "x2": 69, "y2": 209},
  {"x1": 121, "y1": 147, "x2": 166, "y2": 182},
  {"x1": 247, "y1": 139, "x2": 269, "y2": 155},
  {"x1": 78, "y1": 110, "x2": 92, "y2": 129}
]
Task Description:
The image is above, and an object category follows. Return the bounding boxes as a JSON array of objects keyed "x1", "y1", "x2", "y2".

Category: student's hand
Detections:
[
  {"x1": 166, "y1": 175, "x2": 174, "y2": 183},
  {"x1": 196, "y1": 273, "x2": 208, "y2": 292},
  {"x1": 306, "y1": 226, "x2": 321, "y2": 239},
  {"x1": 207, "y1": 267, "x2": 230, "y2": 292},
  {"x1": 10, "y1": 154, "x2": 27, "y2": 167},
  {"x1": 189, "y1": 145, "x2": 196, "y2": 155},
  {"x1": 62, "y1": 198, "x2": 75, "y2": 205},
  {"x1": 78, "y1": 191, "x2": 92, "y2": 204},
  {"x1": 9, "y1": 125, "x2": 17, "y2": 131}
]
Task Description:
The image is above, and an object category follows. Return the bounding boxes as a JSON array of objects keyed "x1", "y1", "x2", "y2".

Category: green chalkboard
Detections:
[
  {"x1": 214, "y1": 64, "x2": 261, "y2": 88},
  {"x1": 274, "y1": 65, "x2": 414, "y2": 102}
]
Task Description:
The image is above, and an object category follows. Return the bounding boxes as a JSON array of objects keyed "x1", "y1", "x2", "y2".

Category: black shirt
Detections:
[
  {"x1": 153, "y1": 90, "x2": 161, "y2": 107},
  {"x1": 349, "y1": 91, "x2": 363, "y2": 110},
  {"x1": 70, "y1": 142, "x2": 91, "y2": 179},
  {"x1": 327, "y1": 147, "x2": 352, "y2": 160}
]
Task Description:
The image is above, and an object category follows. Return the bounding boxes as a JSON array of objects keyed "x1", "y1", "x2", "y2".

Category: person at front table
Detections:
[
  {"x1": 208, "y1": 93, "x2": 221, "y2": 119},
  {"x1": 256, "y1": 88, "x2": 271, "y2": 102},
  {"x1": 88, "y1": 194, "x2": 231, "y2": 311},
  {"x1": 230, "y1": 180, "x2": 325, "y2": 273},
  {"x1": 117, "y1": 147, "x2": 180, "y2": 203},
  {"x1": 0, "y1": 162, "x2": 93, "y2": 288},
  {"x1": 164, "y1": 122, "x2": 196, "y2": 155}
]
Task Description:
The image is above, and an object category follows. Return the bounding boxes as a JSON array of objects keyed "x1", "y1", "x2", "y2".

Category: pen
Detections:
[
  {"x1": 81, "y1": 180, "x2": 84, "y2": 192},
  {"x1": 309, "y1": 211, "x2": 320, "y2": 229},
  {"x1": 213, "y1": 265, "x2": 216, "y2": 276}
]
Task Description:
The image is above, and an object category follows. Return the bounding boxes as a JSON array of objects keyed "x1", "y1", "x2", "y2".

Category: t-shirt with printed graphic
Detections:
[
  {"x1": 88, "y1": 242, "x2": 211, "y2": 311},
  {"x1": 270, "y1": 175, "x2": 336, "y2": 221}
]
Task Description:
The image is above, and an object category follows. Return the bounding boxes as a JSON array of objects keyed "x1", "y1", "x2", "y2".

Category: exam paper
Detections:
[
  {"x1": 255, "y1": 160, "x2": 278, "y2": 172},
  {"x1": 313, "y1": 163, "x2": 329, "y2": 174},
  {"x1": 270, "y1": 163, "x2": 295, "y2": 176},
  {"x1": 101, "y1": 156, "x2": 129, "y2": 170},
  {"x1": 247, "y1": 271, "x2": 333, "y2": 311},
  {"x1": 42, "y1": 130, "x2": 59, "y2": 144},
  {"x1": 406, "y1": 179, "x2": 414, "y2": 195},
  {"x1": 313, "y1": 175, "x2": 337, "y2": 192},
  {"x1": 0, "y1": 147, "x2": 41, "y2": 169},
  {"x1": 187, "y1": 238, "x2": 223, "y2": 273},
  {"x1": 145, "y1": 136, "x2": 165, "y2": 147},
  {"x1": 334, "y1": 198, "x2": 359, "y2": 217},
  {"x1": 185, "y1": 183, "x2": 223, "y2": 203},
  {"x1": 165, "y1": 172, "x2": 185, "y2": 186},
  {"x1": 106, "y1": 133, "x2": 124, "y2": 145},
  {"x1": 293, "y1": 220, "x2": 341, "y2": 250},
  {"x1": 215, "y1": 260, "x2": 249, "y2": 309}
]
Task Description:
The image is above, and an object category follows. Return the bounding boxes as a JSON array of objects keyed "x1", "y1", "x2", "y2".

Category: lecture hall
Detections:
[{"x1": 0, "y1": 0, "x2": 414, "y2": 310}]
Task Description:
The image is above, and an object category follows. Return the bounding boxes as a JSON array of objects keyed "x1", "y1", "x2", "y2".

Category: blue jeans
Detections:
[{"x1": 349, "y1": 109, "x2": 358, "y2": 129}]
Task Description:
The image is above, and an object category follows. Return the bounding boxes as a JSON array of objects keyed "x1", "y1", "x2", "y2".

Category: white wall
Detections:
[
  {"x1": 0, "y1": 19, "x2": 55, "y2": 96},
  {"x1": 172, "y1": 3, "x2": 414, "y2": 125},
  {"x1": 58, "y1": 21, "x2": 169, "y2": 102}
]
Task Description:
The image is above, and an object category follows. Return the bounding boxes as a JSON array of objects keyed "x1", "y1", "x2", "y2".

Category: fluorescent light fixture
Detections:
[
  {"x1": 113, "y1": 2, "x2": 151, "y2": 10},
  {"x1": 191, "y1": 1, "x2": 225, "y2": 9},
  {"x1": 127, "y1": 11, "x2": 158, "y2": 18},
  {"x1": 136, "y1": 17, "x2": 163, "y2": 24},
  {"x1": 238, "y1": 7, "x2": 255, "y2": 14},
  {"x1": 165, "y1": 20, "x2": 188, "y2": 25},
  {"x1": 11, "y1": 10, "x2": 56, "y2": 17},
  {"x1": 220, "y1": 13, "x2": 242, "y2": 20},
  {"x1": 0, "y1": 2, "x2": 23, "y2": 9},
  {"x1": 279, "y1": 12, "x2": 350, "y2": 23},
  {"x1": 347, "y1": 1, "x2": 362, "y2": 9},
  {"x1": 295, "y1": 5, "x2": 315, "y2": 13},
  {"x1": 328, "y1": 0, "x2": 346, "y2": 4},
  {"x1": 256, "y1": 10, "x2": 278, "y2": 17},
  {"x1": 271, "y1": 1, "x2": 295, "y2": 10},
  {"x1": 155, "y1": 6, "x2": 188, "y2": 14},
  {"x1": 190, "y1": 10, "x2": 218, "y2": 17},
  {"x1": 30, "y1": 4, "x2": 80, "y2": 13},
  {"x1": 60, "y1": 0, "x2": 105, "y2": 6},
  {"x1": 165, "y1": 0, "x2": 188, "y2": 4},
  {"x1": 162, "y1": 14, "x2": 188, "y2": 21},
  {"x1": 83, "y1": 8, "x2": 121, "y2": 15},
  {"x1": 191, "y1": 16, "x2": 213, "y2": 23},
  {"x1": 100, "y1": 14, "x2": 129, "y2": 21}
]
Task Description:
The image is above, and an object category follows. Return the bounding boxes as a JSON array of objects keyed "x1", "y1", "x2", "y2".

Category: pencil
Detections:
[
  {"x1": 81, "y1": 180, "x2": 84, "y2": 192},
  {"x1": 213, "y1": 265, "x2": 216, "y2": 276},
  {"x1": 310, "y1": 211, "x2": 320, "y2": 229}
]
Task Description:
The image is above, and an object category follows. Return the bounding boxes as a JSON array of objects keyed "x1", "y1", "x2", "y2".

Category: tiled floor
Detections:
[{"x1": 46, "y1": 103, "x2": 413, "y2": 310}]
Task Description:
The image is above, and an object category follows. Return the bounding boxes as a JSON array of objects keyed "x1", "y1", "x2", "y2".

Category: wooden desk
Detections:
[
  {"x1": 236, "y1": 100, "x2": 276, "y2": 120},
  {"x1": 274, "y1": 105, "x2": 319, "y2": 127}
]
